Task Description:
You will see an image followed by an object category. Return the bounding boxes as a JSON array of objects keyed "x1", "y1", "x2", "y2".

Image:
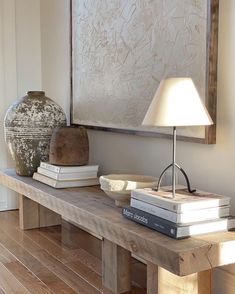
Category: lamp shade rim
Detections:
[{"x1": 142, "y1": 78, "x2": 213, "y2": 127}]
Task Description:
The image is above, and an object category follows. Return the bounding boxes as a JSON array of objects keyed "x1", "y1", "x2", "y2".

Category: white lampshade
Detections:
[{"x1": 142, "y1": 78, "x2": 213, "y2": 127}]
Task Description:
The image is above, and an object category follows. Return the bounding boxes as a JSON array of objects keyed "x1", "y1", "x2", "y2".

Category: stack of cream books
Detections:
[
  {"x1": 123, "y1": 186, "x2": 235, "y2": 239},
  {"x1": 33, "y1": 162, "x2": 99, "y2": 188}
]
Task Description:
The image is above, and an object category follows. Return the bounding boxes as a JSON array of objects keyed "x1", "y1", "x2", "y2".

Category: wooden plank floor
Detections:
[{"x1": 0, "y1": 210, "x2": 146, "y2": 294}]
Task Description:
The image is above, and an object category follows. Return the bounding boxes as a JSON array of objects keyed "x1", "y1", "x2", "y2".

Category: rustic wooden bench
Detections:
[{"x1": 0, "y1": 169, "x2": 235, "y2": 294}]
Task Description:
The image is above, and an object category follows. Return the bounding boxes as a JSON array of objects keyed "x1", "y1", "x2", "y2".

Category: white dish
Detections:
[{"x1": 99, "y1": 174, "x2": 158, "y2": 207}]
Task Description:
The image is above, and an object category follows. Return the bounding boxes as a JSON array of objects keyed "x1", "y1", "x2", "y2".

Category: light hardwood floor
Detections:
[{"x1": 0, "y1": 210, "x2": 146, "y2": 294}]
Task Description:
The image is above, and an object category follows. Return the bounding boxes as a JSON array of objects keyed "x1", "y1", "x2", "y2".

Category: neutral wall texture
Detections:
[
  {"x1": 0, "y1": 0, "x2": 18, "y2": 210},
  {"x1": 40, "y1": 0, "x2": 70, "y2": 118},
  {"x1": 40, "y1": 0, "x2": 235, "y2": 292},
  {"x1": 0, "y1": 0, "x2": 42, "y2": 210},
  {"x1": 15, "y1": 0, "x2": 42, "y2": 96}
]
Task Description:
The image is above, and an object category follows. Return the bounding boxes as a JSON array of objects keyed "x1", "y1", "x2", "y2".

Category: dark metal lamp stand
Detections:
[{"x1": 154, "y1": 127, "x2": 196, "y2": 198}]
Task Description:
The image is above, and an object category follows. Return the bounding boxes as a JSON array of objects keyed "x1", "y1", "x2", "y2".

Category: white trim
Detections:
[{"x1": 0, "y1": 0, "x2": 18, "y2": 210}]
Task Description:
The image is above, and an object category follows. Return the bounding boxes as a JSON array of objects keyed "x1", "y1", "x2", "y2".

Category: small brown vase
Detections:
[{"x1": 49, "y1": 126, "x2": 89, "y2": 166}]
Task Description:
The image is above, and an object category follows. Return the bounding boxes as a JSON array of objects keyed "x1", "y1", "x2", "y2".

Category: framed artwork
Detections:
[{"x1": 71, "y1": 0, "x2": 218, "y2": 144}]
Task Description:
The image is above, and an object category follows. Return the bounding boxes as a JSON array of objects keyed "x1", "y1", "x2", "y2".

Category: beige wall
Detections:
[
  {"x1": 0, "y1": 0, "x2": 18, "y2": 210},
  {"x1": 15, "y1": 0, "x2": 42, "y2": 96},
  {"x1": 40, "y1": 1, "x2": 235, "y2": 292},
  {"x1": 40, "y1": 0, "x2": 70, "y2": 118},
  {"x1": 0, "y1": 0, "x2": 42, "y2": 210}
]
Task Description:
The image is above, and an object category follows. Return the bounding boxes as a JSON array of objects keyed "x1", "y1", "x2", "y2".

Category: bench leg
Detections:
[
  {"x1": 198, "y1": 270, "x2": 212, "y2": 294},
  {"x1": 19, "y1": 194, "x2": 61, "y2": 230},
  {"x1": 102, "y1": 238, "x2": 131, "y2": 294},
  {"x1": 147, "y1": 263, "x2": 212, "y2": 294},
  {"x1": 147, "y1": 262, "x2": 158, "y2": 294}
]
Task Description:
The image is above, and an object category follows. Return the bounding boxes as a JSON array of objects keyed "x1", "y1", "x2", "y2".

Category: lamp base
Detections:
[{"x1": 154, "y1": 163, "x2": 196, "y2": 194}]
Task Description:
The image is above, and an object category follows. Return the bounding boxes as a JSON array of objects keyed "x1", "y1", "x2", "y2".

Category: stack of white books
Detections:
[
  {"x1": 33, "y1": 162, "x2": 99, "y2": 188},
  {"x1": 122, "y1": 186, "x2": 235, "y2": 239}
]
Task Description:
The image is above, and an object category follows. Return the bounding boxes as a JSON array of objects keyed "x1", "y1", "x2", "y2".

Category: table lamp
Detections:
[{"x1": 142, "y1": 78, "x2": 213, "y2": 198}]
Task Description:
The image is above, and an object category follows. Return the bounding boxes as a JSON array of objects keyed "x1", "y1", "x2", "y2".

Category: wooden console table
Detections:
[{"x1": 0, "y1": 169, "x2": 235, "y2": 294}]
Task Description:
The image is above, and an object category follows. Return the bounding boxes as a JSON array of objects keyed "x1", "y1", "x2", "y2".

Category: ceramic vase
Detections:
[
  {"x1": 4, "y1": 91, "x2": 67, "y2": 176},
  {"x1": 49, "y1": 126, "x2": 89, "y2": 166}
]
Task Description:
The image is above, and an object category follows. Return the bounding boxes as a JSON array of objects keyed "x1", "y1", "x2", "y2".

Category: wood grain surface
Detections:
[
  {"x1": 102, "y1": 239, "x2": 131, "y2": 293},
  {"x1": 0, "y1": 169, "x2": 235, "y2": 278},
  {"x1": 19, "y1": 195, "x2": 61, "y2": 230},
  {"x1": 0, "y1": 210, "x2": 146, "y2": 294}
]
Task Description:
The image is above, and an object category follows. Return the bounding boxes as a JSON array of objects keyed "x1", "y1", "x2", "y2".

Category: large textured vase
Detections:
[{"x1": 4, "y1": 91, "x2": 67, "y2": 176}]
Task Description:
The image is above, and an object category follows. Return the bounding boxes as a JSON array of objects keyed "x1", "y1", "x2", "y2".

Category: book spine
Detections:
[
  {"x1": 40, "y1": 162, "x2": 98, "y2": 173},
  {"x1": 132, "y1": 189, "x2": 230, "y2": 213},
  {"x1": 131, "y1": 198, "x2": 230, "y2": 224},
  {"x1": 131, "y1": 198, "x2": 178, "y2": 222},
  {"x1": 37, "y1": 167, "x2": 97, "y2": 180},
  {"x1": 122, "y1": 207, "x2": 178, "y2": 238},
  {"x1": 132, "y1": 190, "x2": 179, "y2": 212},
  {"x1": 40, "y1": 162, "x2": 60, "y2": 173},
  {"x1": 33, "y1": 172, "x2": 99, "y2": 188},
  {"x1": 37, "y1": 167, "x2": 59, "y2": 180},
  {"x1": 57, "y1": 172, "x2": 97, "y2": 181},
  {"x1": 56, "y1": 178, "x2": 99, "y2": 188},
  {"x1": 33, "y1": 172, "x2": 57, "y2": 187}
]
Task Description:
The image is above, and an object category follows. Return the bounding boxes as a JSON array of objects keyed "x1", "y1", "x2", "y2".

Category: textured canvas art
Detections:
[{"x1": 71, "y1": 0, "x2": 218, "y2": 143}]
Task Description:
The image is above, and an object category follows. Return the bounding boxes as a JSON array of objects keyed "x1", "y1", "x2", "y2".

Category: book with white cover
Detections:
[
  {"x1": 131, "y1": 187, "x2": 230, "y2": 213},
  {"x1": 130, "y1": 198, "x2": 230, "y2": 224},
  {"x1": 40, "y1": 162, "x2": 99, "y2": 174},
  {"x1": 33, "y1": 172, "x2": 99, "y2": 188},
  {"x1": 123, "y1": 206, "x2": 235, "y2": 239},
  {"x1": 37, "y1": 167, "x2": 97, "y2": 181}
]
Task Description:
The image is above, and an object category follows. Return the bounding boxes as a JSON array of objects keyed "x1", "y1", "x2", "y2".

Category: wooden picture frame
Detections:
[{"x1": 71, "y1": 0, "x2": 218, "y2": 144}]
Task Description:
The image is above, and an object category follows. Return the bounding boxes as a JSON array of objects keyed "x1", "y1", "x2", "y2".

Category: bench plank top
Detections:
[{"x1": 0, "y1": 168, "x2": 235, "y2": 276}]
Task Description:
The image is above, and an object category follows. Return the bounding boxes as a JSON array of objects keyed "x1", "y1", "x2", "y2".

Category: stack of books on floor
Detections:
[
  {"x1": 33, "y1": 162, "x2": 99, "y2": 188},
  {"x1": 122, "y1": 187, "x2": 235, "y2": 239}
]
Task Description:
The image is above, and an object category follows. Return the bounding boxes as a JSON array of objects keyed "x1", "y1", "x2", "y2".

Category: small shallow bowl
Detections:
[{"x1": 99, "y1": 174, "x2": 158, "y2": 207}]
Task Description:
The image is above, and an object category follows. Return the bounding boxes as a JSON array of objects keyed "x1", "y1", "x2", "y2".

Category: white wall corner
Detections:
[
  {"x1": 0, "y1": 0, "x2": 18, "y2": 210},
  {"x1": 15, "y1": 0, "x2": 42, "y2": 96}
]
